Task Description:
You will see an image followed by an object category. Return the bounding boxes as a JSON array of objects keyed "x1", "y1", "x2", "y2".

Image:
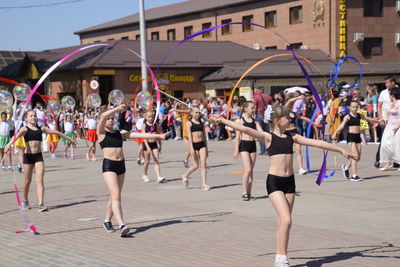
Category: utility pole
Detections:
[{"x1": 139, "y1": 0, "x2": 148, "y2": 92}]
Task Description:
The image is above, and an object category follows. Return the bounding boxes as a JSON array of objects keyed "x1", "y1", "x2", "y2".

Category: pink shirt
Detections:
[
  {"x1": 253, "y1": 93, "x2": 272, "y2": 114},
  {"x1": 388, "y1": 100, "x2": 400, "y2": 126}
]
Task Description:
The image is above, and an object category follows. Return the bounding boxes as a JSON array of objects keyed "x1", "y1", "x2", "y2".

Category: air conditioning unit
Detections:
[
  {"x1": 353, "y1": 33, "x2": 364, "y2": 43},
  {"x1": 395, "y1": 33, "x2": 400, "y2": 46},
  {"x1": 396, "y1": 1, "x2": 400, "y2": 13},
  {"x1": 252, "y1": 43, "x2": 261, "y2": 50}
]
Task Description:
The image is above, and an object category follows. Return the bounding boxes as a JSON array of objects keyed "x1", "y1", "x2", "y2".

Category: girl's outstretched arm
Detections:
[
  {"x1": 293, "y1": 135, "x2": 357, "y2": 160},
  {"x1": 121, "y1": 130, "x2": 171, "y2": 140},
  {"x1": 44, "y1": 127, "x2": 77, "y2": 145},
  {"x1": 211, "y1": 115, "x2": 270, "y2": 143}
]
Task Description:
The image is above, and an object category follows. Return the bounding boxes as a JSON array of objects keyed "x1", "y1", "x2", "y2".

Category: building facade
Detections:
[{"x1": 75, "y1": 0, "x2": 400, "y2": 61}]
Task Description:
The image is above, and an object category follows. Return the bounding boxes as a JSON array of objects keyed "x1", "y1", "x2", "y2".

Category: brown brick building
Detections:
[{"x1": 75, "y1": 0, "x2": 400, "y2": 62}]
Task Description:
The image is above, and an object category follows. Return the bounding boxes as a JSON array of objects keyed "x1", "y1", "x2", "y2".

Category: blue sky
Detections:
[{"x1": 0, "y1": 0, "x2": 183, "y2": 51}]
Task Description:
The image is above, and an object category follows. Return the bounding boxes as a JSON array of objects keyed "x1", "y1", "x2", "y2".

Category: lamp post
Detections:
[{"x1": 139, "y1": 0, "x2": 148, "y2": 92}]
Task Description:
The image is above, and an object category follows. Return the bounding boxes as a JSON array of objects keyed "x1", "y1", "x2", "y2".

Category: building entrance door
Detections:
[{"x1": 98, "y1": 75, "x2": 114, "y2": 105}]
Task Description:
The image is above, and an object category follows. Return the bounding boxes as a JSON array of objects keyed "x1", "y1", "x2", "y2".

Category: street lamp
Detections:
[{"x1": 139, "y1": 0, "x2": 148, "y2": 92}]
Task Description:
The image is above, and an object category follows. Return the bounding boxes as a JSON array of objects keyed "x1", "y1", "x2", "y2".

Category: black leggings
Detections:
[
  {"x1": 102, "y1": 158, "x2": 126, "y2": 175},
  {"x1": 266, "y1": 174, "x2": 296, "y2": 195}
]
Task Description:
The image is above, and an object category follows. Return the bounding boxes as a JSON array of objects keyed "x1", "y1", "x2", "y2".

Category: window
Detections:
[
  {"x1": 167, "y1": 29, "x2": 176, "y2": 41},
  {"x1": 107, "y1": 38, "x2": 115, "y2": 41},
  {"x1": 289, "y1": 6, "x2": 303, "y2": 24},
  {"x1": 184, "y1": 26, "x2": 193, "y2": 38},
  {"x1": 265, "y1": 45, "x2": 278, "y2": 49},
  {"x1": 221, "y1": 19, "x2": 232, "y2": 35},
  {"x1": 265, "y1": 11, "x2": 277, "y2": 27},
  {"x1": 242, "y1": 15, "x2": 254, "y2": 32},
  {"x1": 121, "y1": 36, "x2": 129, "y2": 40},
  {"x1": 363, "y1": 38, "x2": 383, "y2": 57},
  {"x1": 202, "y1": 22, "x2": 212, "y2": 38},
  {"x1": 364, "y1": 0, "x2": 383, "y2": 17},
  {"x1": 94, "y1": 40, "x2": 101, "y2": 43},
  {"x1": 135, "y1": 34, "x2": 140, "y2": 40},
  {"x1": 290, "y1": 42, "x2": 303, "y2": 49},
  {"x1": 151, "y1": 32, "x2": 159, "y2": 41}
]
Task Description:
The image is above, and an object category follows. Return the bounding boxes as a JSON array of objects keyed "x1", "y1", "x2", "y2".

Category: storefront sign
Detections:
[
  {"x1": 339, "y1": 0, "x2": 347, "y2": 58},
  {"x1": 239, "y1": 87, "x2": 253, "y2": 101},
  {"x1": 128, "y1": 73, "x2": 196, "y2": 83},
  {"x1": 89, "y1": 80, "x2": 99, "y2": 90}
]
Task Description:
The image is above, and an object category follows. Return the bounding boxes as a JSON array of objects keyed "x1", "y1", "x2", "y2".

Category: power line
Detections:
[{"x1": 0, "y1": 0, "x2": 84, "y2": 9}]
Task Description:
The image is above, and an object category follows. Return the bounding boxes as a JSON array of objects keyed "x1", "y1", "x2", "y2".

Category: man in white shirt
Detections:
[{"x1": 375, "y1": 76, "x2": 398, "y2": 168}]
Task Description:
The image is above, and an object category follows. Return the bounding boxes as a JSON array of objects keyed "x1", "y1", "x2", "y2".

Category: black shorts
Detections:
[
  {"x1": 102, "y1": 158, "x2": 126, "y2": 175},
  {"x1": 266, "y1": 174, "x2": 296, "y2": 195},
  {"x1": 193, "y1": 141, "x2": 206, "y2": 151},
  {"x1": 23, "y1": 153, "x2": 44, "y2": 165},
  {"x1": 239, "y1": 140, "x2": 257, "y2": 153},
  {"x1": 143, "y1": 142, "x2": 158, "y2": 151},
  {"x1": 347, "y1": 133, "x2": 361, "y2": 143}
]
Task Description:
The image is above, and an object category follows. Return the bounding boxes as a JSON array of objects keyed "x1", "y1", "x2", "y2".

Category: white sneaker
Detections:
[
  {"x1": 142, "y1": 175, "x2": 150, "y2": 183},
  {"x1": 157, "y1": 176, "x2": 166, "y2": 183},
  {"x1": 140, "y1": 159, "x2": 145, "y2": 165},
  {"x1": 298, "y1": 168, "x2": 307, "y2": 175},
  {"x1": 274, "y1": 263, "x2": 289, "y2": 267},
  {"x1": 339, "y1": 140, "x2": 347, "y2": 144}
]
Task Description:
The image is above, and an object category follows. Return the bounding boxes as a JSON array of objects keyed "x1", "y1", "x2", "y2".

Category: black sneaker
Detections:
[
  {"x1": 119, "y1": 225, "x2": 129, "y2": 237},
  {"x1": 374, "y1": 161, "x2": 380, "y2": 168},
  {"x1": 17, "y1": 165, "x2": 23, "y2": 173},
  {"x1": 350, "y1": 175, "x2": 363, "y2": 182},
  {"x1": 103, "y1": 221, "x2": 115, "y2": 233},
  {"x1": 341, "y1": 164, "x2": 350, "y2": 179},
  {"x1": 242, "y1": 194, "x2": 250, "y2": 201}
]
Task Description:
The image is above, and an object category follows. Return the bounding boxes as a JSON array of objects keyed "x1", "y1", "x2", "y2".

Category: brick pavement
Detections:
[{"x1": 0, "y1": 140, "x2": 399, "y2": 266}]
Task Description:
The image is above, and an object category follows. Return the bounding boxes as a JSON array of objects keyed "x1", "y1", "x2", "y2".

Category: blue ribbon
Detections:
[{"x1": 304, "y1": 56, "x2": 363, "y2": 184}]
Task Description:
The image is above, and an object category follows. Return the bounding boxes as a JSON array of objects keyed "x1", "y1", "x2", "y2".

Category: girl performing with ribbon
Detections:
[
  {"x1": 46, "y1": 114, "x2": 59, "y2": 159},
  {"x1": 98, "y1": 105, "x2": 170, "y2": 237},
  {"x1": 333, "y1": 100, "x2": 379, "y2": 181},
  {"x1": 5, "y1": 110, "x2": 76, "y2": 212},
  {"x1": 141, "y1": 111, "x2": 166, "y2": 183},
  {"x1": 234, "y1": 101, "x2": 262, "y2": 201},
  {"x1": 210, "y1": 105, "x2": 356, "y2": 267},
  {"x1": 182, "y1": 107, "x2": 210, "y2": 191},
  {"x1": 0, "y1": 111, "x2": 13, "y2": 170},
  {"x1": 85, "y1": 107, "x2": 98, "y2": 161},
  {"x1": 62, "y1": 112, "x2": 77, "y2": 159}
]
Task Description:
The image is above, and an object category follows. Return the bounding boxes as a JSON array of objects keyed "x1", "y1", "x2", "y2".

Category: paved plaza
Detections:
[{"x1": 0, "y1": 139, "x2": 399, "y2": 266}]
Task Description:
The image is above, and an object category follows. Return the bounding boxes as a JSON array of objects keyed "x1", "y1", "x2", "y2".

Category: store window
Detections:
[
  {"x1": 242, "y1": 15, "x2": 254, "y2": 32},
  {"x1": 151, "y1": 32, "x2": 159, "y2": 41},
  {"x1": 121, "y1": 36, "x2": 129, "y2": 40},
  {"x1": 265, "y1": 11, "x2": 277, "y2": 27},
  {"x1": 364, "y1": 0, "x2": 383, "y2": 17},
  {"x1": 167, "y1": 29, "x2": 176, "y2": 41},
  {"x1": 135, "y1": 34, "x2": 140, "y2": 40},
  {"x1": 265, "y1": 46, "x2": 278, "y2": 49},
  {"x1": 184, "y1": 26, "x2": 193, "y2": 38},
  {"x1": 221, "y1": 19, "x2": 232, "y2": 35},
  {"x1": 290, "y1": 42, "x2": 303, "y2": 49},
  {"x1": 289, "y1": 6, "x2": 303, "y2": 24},
  {"x1": 363, "y1": 38, "x2": 383, "y2": 57},
  {"x1": 107, "y1": 38, "x2": 115, "y2": 41},
  {"x1": 202, "y1": 23, "x2": 212, "y2": 38}
]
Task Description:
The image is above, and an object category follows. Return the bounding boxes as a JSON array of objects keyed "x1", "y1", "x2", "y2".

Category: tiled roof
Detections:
[{"x1": 74, "y1": 0, "x2": 260, "y2": 35}]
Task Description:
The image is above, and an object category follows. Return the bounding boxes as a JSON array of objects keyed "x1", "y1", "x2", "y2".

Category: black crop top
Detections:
[
  {"x1": 348, "y1": 114, "x2": 361, "y2": 127},
  {"x1": 190, "y1": 120, "x2": 203, "y2": 132},
  {"x1": 242, "y1": 117, "x2": 256, "y2": 130},
  {"x1": 145, "y1": 123, "x2": 157, "y2": 133},
  {"x1": 266, "y1": 132, "x2": 294, "y2": 156},
  {"x1": 24, "y1": 126, "x2": 42, "y2": 142},
  {"x1": 99, "y1": 131, "x2": 123, "y2": 149}
]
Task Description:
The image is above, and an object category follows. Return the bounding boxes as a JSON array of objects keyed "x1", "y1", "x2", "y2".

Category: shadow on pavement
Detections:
[
  {"x1": 207, "y1": 163, "x2": 233, "y2": 169},
  {"x1": 127, "y1": 219, "x2": 220, "y2": 238},
  {"x1": 211, "y1": 183, "x2": 241, "y2": 190},
  {"x1": 272, "y1": 242, "x2": 400, "y2": 267},
  {"x1": 49, "y1": 200, "x2": 97, "y2": 210},
  {"x1": 41, "y1": 211, "x2": 232, "y2": 236},
  {"x1": 362, "y1": 174, "x2": 392, "y2": 180}
]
